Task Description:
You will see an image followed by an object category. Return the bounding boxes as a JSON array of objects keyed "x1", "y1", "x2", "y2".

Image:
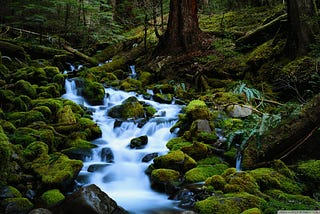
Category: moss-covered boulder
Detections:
[
  {"x1": 32, "y1": 98, "x2": 64, "y2": 115},
  {"x1": 40, "y1": 189, "x2": 65, "y2": 208},
  {"x1": 153, "y1": 150, "x2": 197, "y2": 173},
  {"x1": 151, "y1": 169, "x2": 180, "y2": 193},
  {"x1": 26, "y1": 152, "x2": 82, "y2": 189},
  {"x1": 263, "y1": 189, "x2": 320, "y2": 213},
  {"x1": 0, "y1": 127, "x2": 12, "y2": 182},
  {"x1": 185, "y1": 164, "x2": 229, "y2": 183},
  {"x1": 249, "y1": 167, "x2": 302, "y2": 194},
  {"x1": 82, "y1": 80, "x2": 105, "y2": 105},
  {"x1": 166, "y1": 137, "x2": 192, "y2": 151},
  {"x1": 12, "y1": 66, "x2": 48, "y2": 85},
  {"x1": 195, "y1": 192, "x2": 266, "y2": 214},
  {"x1": 241, "y1": 208, "x2": 262, "y2": 214},
  {"x1": 57, "y1": 105, "x2": 77, "y2": 124},
  {"x1": 78, "y1": 117, "x2": 102, "y2": 140},
  {"x1": 181, "y1": 142, "x2": 210, "y2": 161},
  {"x1": 185, "y1": 100, "x2": 211, "y2": 121},
  {"x1": 108, "y1": 96, "x2": 145, "y2": 120},
  {"x1": 120, "y1": 78, "x2": 143, "y2": 92},
  {"x1": 43, "y1": 66, "x2": 60, "y2": 80},
  {"x1": 0, "y1": 185, "x2": 22, "y2": 198},
  {"x1": 14, "y1": 80, "x2": 37, "y2": 99},
  {"x1": 37, "y1": 83, "x2": 61, "y2": 98},
  {"x1": 153, "y1": 93, "x2": 173, "y2": 104},
  {"x1": 0, "y1": 197, "x2": 33, "y2": 214},
  {"x1": 129, "y1": 135, "x2": 148, "y2": 149},
  {"x1": 7, "y1": 110, "x2": 46, "y2": 127},
  {"x1": 296, "y1": 160, "x2": 320, "y2": 182},
  {"x1": 23, "y1": 141, "x2": 49, "y2": 161}
]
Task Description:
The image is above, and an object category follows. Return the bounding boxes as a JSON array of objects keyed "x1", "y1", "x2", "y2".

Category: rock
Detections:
[
  {"x1": 0, "y1": 185, "x2": 22, "y2": 198},
  {"x1": 29, "y1": 208, "x2": 52, "y2": 214},
  {"x1": 51, "y1": 184, "x2": 129, "y2": 214},
  {"x1": 142, "y1": 153, "x2": 158, "y2": 162},
  {"x1": 40, "y1": 189, "x2": 65, "y2": 208},
  {"x1": 87, "y1": 163, "x2": 111, "y2": 172},
  {"x1": 226, "y1": 104, "x2": 252, "y2": 118},
  {"x1": 1, "y1": 197, "x2": 33, "y2": 214},
  {"x1": 151, "y1": 169, "x2": 181, "y2": 195},
  {"x1": 153, "y1": 93, "x2": 173, "y2": 104},
  {"x1": 100, "y1": 147, "x2": 114, "y2": 162},
  {"x1": 129, "y1": 135, "x2": 148, "y2": 149}
]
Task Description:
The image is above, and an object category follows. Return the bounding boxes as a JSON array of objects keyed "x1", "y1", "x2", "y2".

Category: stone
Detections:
[
  {"x1": 227, "y1": 104, "x2": 252, "y2": 118},
  {"x1": 51, "y1": 184, "x2": 129, "y2": 214}
]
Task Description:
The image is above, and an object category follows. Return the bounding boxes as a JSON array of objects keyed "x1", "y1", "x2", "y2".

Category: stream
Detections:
[{"x1": 62, "y1": 78, "x2": 185, "y2": 213}]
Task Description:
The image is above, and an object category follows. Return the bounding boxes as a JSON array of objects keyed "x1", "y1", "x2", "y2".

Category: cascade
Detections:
[{"x1": 62, "y1": 78, "x2": 184, "y2": 213}]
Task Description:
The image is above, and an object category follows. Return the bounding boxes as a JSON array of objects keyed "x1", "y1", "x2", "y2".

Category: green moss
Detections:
[
  {"x1": 83, "y1": 80, "x2": 105, "y2": 105},
  {"x1": 120, "y1": 78, "x2": 143, "y2": 92},
  {"x1": 57, "y1": 105, "x2": 77, "y2": 124},
  {"x1": 241, "y1": 208, "x2": 262, "y2": 214},
  {"x1": 185, "y1": 100, "x2": 211, "y2": 120},
  {"x1": 14, "y1": 80, "x2": 37, "y2": 99},
  {"x1": 53, "y1": 73, "x2": 68, "y2": 86},
  {"x1": 78, "y1": 117, "x2": 102, "y2": 140},
  {"x1": 41, "y1": 189, "x2": 65, "y2": 207},
  {"x1": 6, "y1": 110, "x2": 46, "y2": 127},
  {"x1": 205, "y1": 175, "x2": 227, "y2": 191},
  {"x1": 37, "y1": 83, "x2": 61, "y2": 98},
  {"x1": 0, "y1": 120, "x2": 16, "y2": 134},
  {"x1": 32, "y1": 106, "x2": 52, "y2": 120},
  {"x1": 185, "y1": 164, "x2": 229, "y2": 183},
  {"x1": 166, "y1": 137, "x2": 192, "y2": 151},
  {"x1": 0, "y1": 132, "x2": 12, "y2": 180},
  {"x1": 0, "y1": 186, "x2": 22, "y2": 198},
  {"x1": 224, "y1": 171, "x2": 260, "y2": 194},
  {"x1": 181, "y1": 142, "x2": 209, "y2": 161},
  {"x1": 139, "y1": 71, "x2": 152, "y2": 85},
  {"x1": 153, "y1": 150, "x2": 197, "y2": 173},
  {"x1": 263, "y1": 189, "x2": 320, "y2": 213},
  {"x1": 297, "y1": 160, "x2": 320, "y2": 182},
  {"x1": 23, "y1": 141, "x2": 49, "y2": 160},
  {"x1": 2, "y1": 197, "x2": 33, "y2": 213},
  {"x1": 108, "y1": 96, "x2": 145, "y2": 120},
  {"x1": 66, "y1": 138, "x2": 96, "y2": 149},
  {"x1": 198, "y1": 156, "x2": 223, "y2": 165},
  {"x1": 29, "y1": 152, "x2": 82, "y2": 187},
  {"x1": 153, "y1": 93, "x2": 173, "y2": 104},
  {"x1": 100, "y1": 72, "x2": 118, "y2": 85},
  {"x1": 32, "y1": 98, "x2": 64, "y2": 115},
  {"x1": 195, "y1": 192, "x2": 265, "y2": 214},
  {"x1": 151, "y1": 168, "x2": 180, "y2": 183},
  {"x1": 250, "y1": 168, "x2": 303, "y2": 194},
  {"x1": 43, "y1": 66, "x2": 60, "y2": 79}
]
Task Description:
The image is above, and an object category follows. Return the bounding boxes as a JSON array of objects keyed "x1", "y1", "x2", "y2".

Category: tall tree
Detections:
[
  {"x1": 153, "y1": 0, "x2": 203, "y2": 56},
  {"x1": 286, "y1": 0, "x2": 319, "y2": 57}
]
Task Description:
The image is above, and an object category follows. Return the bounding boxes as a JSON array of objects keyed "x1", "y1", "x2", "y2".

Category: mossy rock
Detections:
[
  {"x1": 181, "y1": 142, "x2": 210, "y2": 161},
  {"x1": 100, "y1": 72, "x2": 118, "y2": 85},
  {"x1": 28, "y1": 152, "x2": 82, "y2": 189},
  {"x1": 0, "y1": 64, "x2": 10, "y2": 81},
  {"x1": 14, "y1": 80, "x2": 37, "y2": 99},
  {"x1": 32, "y1": 98, "x2": 64, "y2": 115},
  {"x1": 40, "y1": 189, "x2": 65, "y2": 208},
  {"x1": 195, "y1": 192, "x2": 266, "y2": 214},
  {"x1": 153, "y1": 150, "x2": 197, "y2": 173},
  {"x1": 23, "y1": 141, "x2": 49, "y2": 161},
  {"x1": 153, "y1": 93, "x2": 173, "y2": 104},
  {"x1": 78, "y1": 117, "x2": 102, "y2": 140},
  {"x1": 129, "y1": 135, "x2": 148, "y2": 149},
  {"x1": 82, "y1": 80, "x2": 105, "y2": 105},
  {"x1": 241, "y1": 208, "x2": 262, "y2": 214},
  {"x1": 6, "y1": 110, "x2": 46, "y2": 127},
  {"x1": 53, "y1": 73, "x2": 68, "y2": 86},
  {"x1": 296, "y1": 159, "x2": 320, "y2": 182},
  {"x1": 11, "y1": 126, "x2": 55, "y2": 149},
  {"x1": 65, "y1": 138, "x2": 97, "y2": 150},
  {"x1": 57, "y1": 105, "x2": 77, "y2": 124},
  {"x1": 205, "y1": 175, "x2": 227, "y2": 192},
  {"x1": 0, "y1": 185, "x2": 22, "y2": 198},
  {"x1": 138, "y1": 71, "x2": 152, "y2": 85},
  {"x1": 166, "y1": 137, "x2": 192, "y2": 151},
  {"x1": 185, "y1": 100, "x2": 211, "y2": 121},
  {"x1": 185, "y1": 164, "x2": 229, "y2": 183},
  {"x1": 37, "y1": 83, "x2": 61, "y2": 98},
  {"x1": 32, "y1": 106, "x2": 52, "y2": 120},
  {"x1": 223, "y1": 170, "x2": 260, "y2": 194},
  {"x1": 43, "y1": 66, "x2": 60, "y2": 80},
  {"x1": 120, "y1": 78, "x2": 143, "y2": 92},
  {"x1": 13, "y1": 66, "x2": 48, "y2": 85},
  {"x1": 108, "y1": 96, "x2": 145, "y2": 120},
  {"x1": 0, "y1": 135, "x2": 12, "y2": 181},
  {"x1": 0, "y1": 120, "x2": 16, "y2": 134},
  {"x1": 263, "y1": 189, "x2": 320, "y2": 213},
  {"x1": 198, "y1": 156, "x2": 224, "y2": 165},
  {"x1": 151, "y1": 168, "x2": 180, "y2": 183},
  {"x1": 1, "y1": 197, "x2": 33, "y2": 214},
  {"x1": 249, "y1": 167, "x2": 302, "y2": 194},
  {"x1": 212, "y1": 92, "x2": 244, "y2": 106}
]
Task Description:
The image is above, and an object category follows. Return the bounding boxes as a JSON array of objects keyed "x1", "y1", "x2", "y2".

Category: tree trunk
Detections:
[
  {"x1": 153, "y1": 0, "x2": 202, "y2": 56},
  {"x1": 242, "y1": 94, "x2": 320, "y2": 169},
  {"x1": 286, "y1": 0, "x2": 319, "y2": 57}
]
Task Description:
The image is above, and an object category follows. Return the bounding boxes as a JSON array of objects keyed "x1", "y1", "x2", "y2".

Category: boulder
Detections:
[
  {"x1": 226, "y1": 104, "x2": 252, "y2": 118},
  {"x1": 51, "y1": 184, "x2": 129, "y2": 214},
  {"x1": 129, "y1": 135, "x2": 148, "y2": 149}
]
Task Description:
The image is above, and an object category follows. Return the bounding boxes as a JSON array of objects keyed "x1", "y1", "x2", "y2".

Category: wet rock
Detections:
[
  {"x1": 29, "y1": 208, "x2": 52, "y2": 214},
  {"x1": 87, "y1": 163, "x2": 111, "y2": 172},
  {"x1": 142, "y1": 153, "x2": 158, "y2": 162},
  {"x1": 226, "y1": 104, "x2": 252, "y2": 118},
  {"x1": 51, "y1": 184, "x2": 129, "y2": 214},
  {"x1": 129, "y1": 135, "x2": 148, "y2": 149},
  {"x1": 100, "y1": 147, "x2": 114, "y2": 162}
]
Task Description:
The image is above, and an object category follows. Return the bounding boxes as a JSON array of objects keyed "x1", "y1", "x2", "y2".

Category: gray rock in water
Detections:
[{"x1": 51, "y1": 184, "x2": 129, "y2": 214}]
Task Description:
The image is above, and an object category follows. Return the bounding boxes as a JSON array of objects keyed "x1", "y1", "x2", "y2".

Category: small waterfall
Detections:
[
  {"x1": 235, "y1": 144, "x2": 242, "y2": 171},
  {"x1": 62, "y1": 79, "x2": 183, "y2": 213},
  {"x1": 129, "y1": 65, "x2": 137, "y2": 79}
]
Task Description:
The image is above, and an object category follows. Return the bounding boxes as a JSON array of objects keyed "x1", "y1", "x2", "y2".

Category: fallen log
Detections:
[
  {"x1": 62, "y1": 44, "x2": 98, "y2": 65},
  {"x1": 242, "y1": 93, "x2": 320, "y2": 169},
  {"x1": 236, "y1": 13, "x2": 287, "y2": 49}
]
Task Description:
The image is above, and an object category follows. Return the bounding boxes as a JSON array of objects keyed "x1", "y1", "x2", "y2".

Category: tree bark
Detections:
[
  {"x1": 286, "y1": 0, "x2": 319, "y2": 57},
  {"x1": 242, "y1": 94, "x2": 320, "y2": 169},
  {"x1": 153, "y1": 0, "x2": 202, "y2": 56}
]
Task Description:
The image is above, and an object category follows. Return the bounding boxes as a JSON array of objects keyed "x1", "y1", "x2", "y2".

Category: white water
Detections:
[{"x1": 62, "y1": 79, "x2": 183, "y2": 213}]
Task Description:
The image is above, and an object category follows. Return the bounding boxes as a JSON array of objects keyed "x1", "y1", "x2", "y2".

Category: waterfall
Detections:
[{"x1": 62, "y1": 79, "x2": 183, "y2": 213}]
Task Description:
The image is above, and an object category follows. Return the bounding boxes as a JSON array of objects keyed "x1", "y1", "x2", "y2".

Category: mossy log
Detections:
[
  {"x1": 236, "y1": 13, "x2": 287, "y2": 48},
  {"x1": 62, "y1": 44, "x2": 98, "y2": 66},
  {"x1": 242, "y1": 94, "x2": 320, "y2": 169}
]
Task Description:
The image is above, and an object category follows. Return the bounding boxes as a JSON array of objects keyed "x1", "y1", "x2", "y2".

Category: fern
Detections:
[
  {"x1": 226, "y1": 113, "x2": 281, "y2": 150},
  {"x1": 232, "y1": 81, "x2": 263, "y2": 102}
]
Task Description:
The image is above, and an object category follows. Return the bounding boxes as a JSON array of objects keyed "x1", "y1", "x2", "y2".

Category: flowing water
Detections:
[{"x1": 62, "y1": 79, "x2": 184, "y2": 213}]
